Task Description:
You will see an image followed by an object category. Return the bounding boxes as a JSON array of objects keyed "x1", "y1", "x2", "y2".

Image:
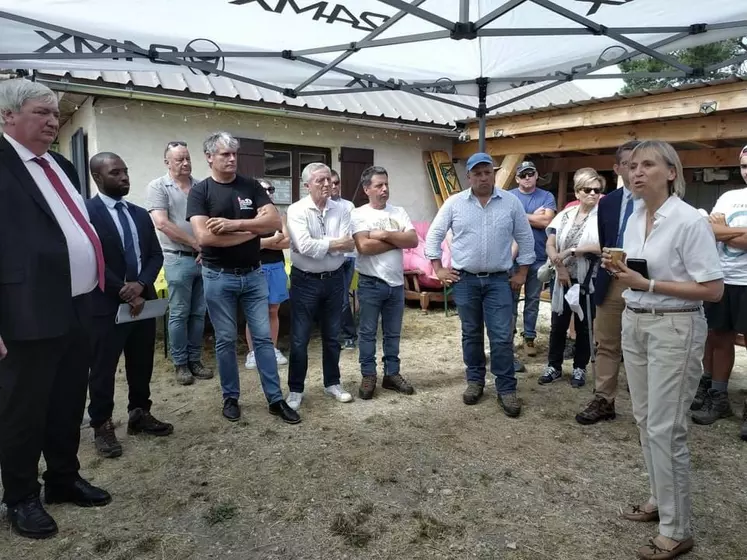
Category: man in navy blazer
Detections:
[
  {"x1": 86, "y1": 152, "x2": 172, "y2": 459},
  {"x1": 576, "y1": 141, "x2": 640, "y2": 426}
]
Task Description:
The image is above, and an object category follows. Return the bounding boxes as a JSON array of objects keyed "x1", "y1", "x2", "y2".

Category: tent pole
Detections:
[{"x1": 477, "y1": 77, "x2": 488, "y2": 153}]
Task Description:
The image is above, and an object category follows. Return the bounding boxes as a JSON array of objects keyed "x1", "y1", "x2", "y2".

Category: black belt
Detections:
[
  {"x1": 626, "y1": 306, "x2": 701, "y2": 315},
  {"x1": 163, "y1": 249, "x2": 199, "y2": 257},
  {"x1": 291, "y1": 265, "x2": 343, "y2": 280},
  {"x1": 203, "y1": 261, "x2": 260, "y2": 275},
  {"x1": 454, "y1": 270, "x2": 508, "y2": 278}
]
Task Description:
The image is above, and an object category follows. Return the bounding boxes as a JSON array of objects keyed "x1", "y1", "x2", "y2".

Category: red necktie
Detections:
[{"x1": 32, "y1": 157, "x2": 106, "y2": 292}]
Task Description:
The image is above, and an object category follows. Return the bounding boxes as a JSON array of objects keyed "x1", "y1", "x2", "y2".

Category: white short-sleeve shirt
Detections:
[
  {"x1": 351, "y1": 203, "x2": 414, "y2": 287},
  {"x1": 711, "y1": 187, "x2": 747, "y2": 286},
  {"x1": 622, "y1": 196, "x2": 723, "y2": 308}
]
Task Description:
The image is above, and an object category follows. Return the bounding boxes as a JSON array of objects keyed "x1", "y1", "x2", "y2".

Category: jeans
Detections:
[
  {"x1": 288, "y1": 266, "x2": 344, "y2": 393},
  {"x1": 340, "y1": 257, "x2": 357, "y2": 342},
  {"x1": 515, "y1": 260, "x2": 543, "y2": 340},
  {"x1": 357, "y1": 274, "x2": 405, "y2": 377},
  {"x1": 163, "y1": 253, "x2": 206, "y2": 365},
  {"x1": 547, "y1": 281, "x2": 594, "y2": 371},
  {"x1": 202, "y1": 267, "x2": 282, "y2": 404},
  {"x1": 452, "y1": 272, "x2": 516, "y2": 394}
]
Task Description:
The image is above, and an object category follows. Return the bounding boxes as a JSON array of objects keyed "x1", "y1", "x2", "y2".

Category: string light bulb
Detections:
[{"x1": 183, "y1": 116, "x2": 188, "y2": 122}]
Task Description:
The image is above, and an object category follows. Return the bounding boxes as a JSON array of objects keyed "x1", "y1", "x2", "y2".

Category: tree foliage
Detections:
[{"x1": 618, "y1": 38, "x2": 746, "y2": 94}]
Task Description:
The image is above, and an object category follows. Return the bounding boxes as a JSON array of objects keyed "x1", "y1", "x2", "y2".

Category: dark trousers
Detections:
[
  {"x1": 340, "y1": 257, "x2": 357, "y2": 341},
  {"x1": 547, "y1": 282, "x2": 595, "y2": 371},
  {"x1": 0, "y1": 296, "x2": 92, "y2": 506},
  {"x1": 88, "y1": 314, "x2": 156, "y2": 428},
  {"x1": 288, "y1": 266, "x2": 344, "y2": 393}
]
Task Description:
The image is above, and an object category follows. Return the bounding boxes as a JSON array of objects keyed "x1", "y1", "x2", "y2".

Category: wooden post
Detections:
[
  {"x1": 494, "y1": 154, "x2": 524, "y2": 189},
  {"x1": 557, "y1": 171, "x2": 568, "y2": 208}
]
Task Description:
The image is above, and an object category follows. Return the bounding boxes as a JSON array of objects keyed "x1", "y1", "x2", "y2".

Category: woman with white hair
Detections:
[
  {"x1": 539, "y1": 167, "x2": 603, "y2": 388},
  {"x1": 603, "y1": 140, "x2": 723, "y2": 560}
]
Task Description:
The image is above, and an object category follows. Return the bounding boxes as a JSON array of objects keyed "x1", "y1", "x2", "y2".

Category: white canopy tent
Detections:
[{"x1": 1, "y1": 0, "x2": 746, "y2": 149}]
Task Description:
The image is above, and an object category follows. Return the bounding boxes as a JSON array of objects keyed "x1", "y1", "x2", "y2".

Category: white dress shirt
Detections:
[
  {"x1": 286, "y1": 195, "x2": 351, "y2": 273},
  {"x1": 623, "y1": 196, "x2": 723, "y2": 309},
  {"x1": 3, "y1": 133, "x2": 98, "y2": 296},
  {"x1": 97, "y1": 193, "x2": 142, "y2": 273}
]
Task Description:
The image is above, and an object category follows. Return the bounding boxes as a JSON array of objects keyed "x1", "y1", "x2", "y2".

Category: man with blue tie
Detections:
[
  {"x1": 576, "y1": 141, "x2": 640, "y2": 425},
  {"x1": 86, "y1": 153, "x2": 173, "y2": 458}
]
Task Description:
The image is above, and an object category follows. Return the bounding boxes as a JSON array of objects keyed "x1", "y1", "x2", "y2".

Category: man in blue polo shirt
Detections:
[{"x1": 508, "y1": 161, "x2": 556, "y2": 357}]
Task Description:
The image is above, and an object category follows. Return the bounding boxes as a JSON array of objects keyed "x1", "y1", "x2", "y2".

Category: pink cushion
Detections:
[{"x1": 403, "y1": 221, "x2": 451, "y2": 290}]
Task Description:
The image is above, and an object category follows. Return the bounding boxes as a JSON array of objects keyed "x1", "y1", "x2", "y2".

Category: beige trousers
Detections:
[
  {"x1": 621, "y1": 308, "x2": 706, "y2": 540},
  {"x1": 593, "y1": 279, "x2": 626, "y2": 401}
]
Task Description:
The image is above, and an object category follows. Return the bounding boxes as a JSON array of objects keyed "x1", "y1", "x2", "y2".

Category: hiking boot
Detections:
[
  {"x1": 462, "y1": 382, "x2": 484, "y2": 405},
  {"x1": 175, "y1": 364, "x2": 194, "y2": 386},
  {"x1": 570, "y1": 367, "x2": 586, "y2": 388},
  {"x1": 382, "y1": 374, "x2": 415, "y2": 395},
  {"x1": 576, "y1": 395, "x2": 616, "y2": 425},
  {"x1": 189, "y1": 361, "x2": 213, "y2": 380},
  {"x1": 498, "y1": 392, "x2": 521, "y2": 418},
  {"x1": 359, "y1": 375, "x2": 377, "y2": 400},
  {"x1": 93, "y1": 419, "x2": 122, "y2": 458},
  {"x1": 524, "y1": 338, "x2": 537, "y2": 357},
  {"x1": 538, "y1": 366, "x2": 562, "y2": 385},
  {"x1": 690, "y1": 374, "x2": 711, "y2": 411},
  {"x1": 741, "y1": 401, "x2": 747, "y2": 442},
  {"x1": 691, "y1": 389, "x2": 733, "y2": 425},
  {"x1": 127, "y1": 408, "x2": 174, "y2": 436}
]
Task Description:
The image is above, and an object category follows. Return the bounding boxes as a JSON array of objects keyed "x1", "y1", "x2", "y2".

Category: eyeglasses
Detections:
[
  {"x1": 264, "y1": 186, "x2": 276, "y2": 194},
  {"x1": 518, "y1": 171, "x2": 536, "y2": 179},
  {"x1": 579, "y1": 187, "x2": 602, "y2": 194},
  {"x1": 166, "y1": 141, "x2": 187, "y2": 148}
]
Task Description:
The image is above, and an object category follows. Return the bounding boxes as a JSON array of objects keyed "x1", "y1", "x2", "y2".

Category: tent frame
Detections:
[{"x1": 1, "y1": 0, "x2": 746, "y2": 151}]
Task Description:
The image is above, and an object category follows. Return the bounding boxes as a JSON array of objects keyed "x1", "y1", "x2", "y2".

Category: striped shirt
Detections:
[
  {"x1": 425, "y1": 188, "x2": 535, "y2": 273},
  {"x1": 287, "y1": 195, "x2": 351, "y2": 273}
]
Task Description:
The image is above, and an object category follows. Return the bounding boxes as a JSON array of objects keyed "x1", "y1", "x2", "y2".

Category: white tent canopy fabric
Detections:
[{"x1": 1, "y1": 0, "x2": 746, "y2": 145}]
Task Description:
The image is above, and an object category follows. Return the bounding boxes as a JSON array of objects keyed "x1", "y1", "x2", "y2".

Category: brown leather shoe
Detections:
[
  {"x1": 93, "y1": 419, "x2": 122, "y2": 459},
  {"x1": 637, "y1": 536, "x2": 694, "y2": 560},
  {"x1": 622, "y1": 504, "x2": 660, "y2": 522},
  {"x1": 462, "y1": 382, "x2": 484, "y2": 405},
  {"x1": 358, "y1": 375, "x2": 377, "y2": 400},
  {"x1": 127, "y1": 409, "x2": 174, "y2": 436}
]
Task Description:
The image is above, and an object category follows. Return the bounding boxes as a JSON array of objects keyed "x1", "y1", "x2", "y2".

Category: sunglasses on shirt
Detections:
[
  {"x1": 579, "y1": 187, "x2": 602, "y2": 194},
  {"x1": 518, "y1": 171, "x2": 536, "y2": 179}
]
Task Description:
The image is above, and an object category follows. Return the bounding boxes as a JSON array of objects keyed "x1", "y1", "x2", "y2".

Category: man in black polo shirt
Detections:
[{"x1": 186, "y1": 131, "x2": 299, "y2": 424}]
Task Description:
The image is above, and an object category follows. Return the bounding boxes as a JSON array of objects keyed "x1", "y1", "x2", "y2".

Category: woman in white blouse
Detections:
[
  {"x1": 602, "y1": 141, "x2": 723, "y2": 560},
  {"x1": 540, "y1": 168, "x2": 603, "y2": 388}
]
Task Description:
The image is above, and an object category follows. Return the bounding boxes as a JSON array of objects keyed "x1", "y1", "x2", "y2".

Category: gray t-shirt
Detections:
[{"x1": 145, "y1": 173, "x2": 197, "y2": 252}]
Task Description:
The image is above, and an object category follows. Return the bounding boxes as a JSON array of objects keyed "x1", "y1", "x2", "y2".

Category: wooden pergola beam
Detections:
[
  {"x1": 453, "y1": 113, "x2": 747, "y2": 159},
  {"x1": 494, "y1": 154, "x2": 524, "y2": 190}
]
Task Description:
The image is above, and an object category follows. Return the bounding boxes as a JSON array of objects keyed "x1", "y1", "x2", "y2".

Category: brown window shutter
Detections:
[
  {"x1": 237, "y1": 138, "x2": 265, "y2": 178},
  {"x1": 339, "y1": 147, "x2": 374, "y2": 207}
]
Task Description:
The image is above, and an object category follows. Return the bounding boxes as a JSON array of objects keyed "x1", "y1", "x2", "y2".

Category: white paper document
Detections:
[{"x1": 115, "y1": 298, "x2": 169, "y2": 324}]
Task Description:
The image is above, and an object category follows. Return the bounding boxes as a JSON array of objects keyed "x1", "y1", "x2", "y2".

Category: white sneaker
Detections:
[
  {"x1": 286, "y1": 391, "x2": 304, "y2": 411},
  {"x1": 274, "y1": 347, "x2": 288, "y2": 365},
  {"x1": 324, "y1": 384, "x2": 353, "y2": 403},
  {"x1": 245, "y1": 351, "x2": 256, "y2": 370}
]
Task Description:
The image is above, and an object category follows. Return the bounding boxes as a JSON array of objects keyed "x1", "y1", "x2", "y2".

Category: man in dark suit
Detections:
[
  {"x1": 86, "y1": 152, "x2": 172, "y2": 459},
  {"x1": 576, "y1": 140, "x2": 640, "y2": 425},
  {"x1": 0, "y1": 78, "x2": 111, "y2": 539}
]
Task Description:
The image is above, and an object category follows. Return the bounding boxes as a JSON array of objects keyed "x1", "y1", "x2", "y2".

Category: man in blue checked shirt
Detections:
[{"x1": 426, "y1": 152, "x2": 535, "y2": 417}]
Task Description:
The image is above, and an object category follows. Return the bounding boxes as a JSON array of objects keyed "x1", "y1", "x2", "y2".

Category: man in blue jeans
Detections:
[
  {"x1": 186, "y1": 132, "x2": 299, "y2": 424},
  {"x1": 426, "y1": 153, "x2": 535, "y2": 417},
  {"x1": 351, "y1": 166, "x2": 419, "y2": 399},
  {"x1": 146, "y1": 141, "x2": 212, "y2": 385},
  {"x1": 508, "y1": 161, "x2": 556, "y2": 357},
  {"x1": 330, "y1": 169, "x2": 358, "y2": 350}
]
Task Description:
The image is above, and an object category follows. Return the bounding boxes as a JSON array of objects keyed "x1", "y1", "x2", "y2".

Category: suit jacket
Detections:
[
  {"x1": 0, "y1": 135, "x2": 94, "y2": 341},
  {"x1": 594, "y1": 187, "x2": 624, "y2": 306},
  {"x1": 86, "y1": 196, "x2": 163, "y2": 317}
]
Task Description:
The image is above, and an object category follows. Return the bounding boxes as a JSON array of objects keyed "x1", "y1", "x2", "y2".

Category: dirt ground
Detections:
[{"x1": 2, "y1": 301, "x2": 746, "y2": 560}]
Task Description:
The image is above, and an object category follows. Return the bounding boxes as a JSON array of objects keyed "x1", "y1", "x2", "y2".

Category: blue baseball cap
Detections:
[{"x1": 466, "y1": 152, "x2": 494, "y2": 172}]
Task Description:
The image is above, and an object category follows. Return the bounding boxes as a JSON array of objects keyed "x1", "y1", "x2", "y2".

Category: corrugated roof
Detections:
[{"x1": 36, "y1": 70, "x2": 590, "y2": 127}]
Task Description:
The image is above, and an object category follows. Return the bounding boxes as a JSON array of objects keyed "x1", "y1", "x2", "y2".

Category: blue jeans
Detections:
[
  {"x1": 357, "y1": 274, "x2": 405, "y2": 377},
  {"x1": 202, "y1": 266, "x2": 282, "y2": 404},
  {"x1": 452, "y1": 272, "x2": 516, "y2": 394},
  {"x1": 288, "y1": 266, "x2": 344, "y2": 393},
  {"x1": 163, "y1": 253, "x2": 206, "y2": 365},
  {"x1": 514, "y1": 260, "x2": 543, "y2": 340},
  {"x1": 340, "y1": 257, "x2": 357, "y2": 341}
]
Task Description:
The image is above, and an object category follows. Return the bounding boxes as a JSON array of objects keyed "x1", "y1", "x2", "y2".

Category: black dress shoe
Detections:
[
  {"x1": 8, "y1": 496, "x2": 58, "y2": 539},
  {"x1": 44, "y1": 478, "x2": 112, "y2": 507},
  {"x1": 269, "y1": 400, "x2": 301, "y2": 424},
  {"x1": 223, "y1": 398, "x2": 241, "y2": 422}
]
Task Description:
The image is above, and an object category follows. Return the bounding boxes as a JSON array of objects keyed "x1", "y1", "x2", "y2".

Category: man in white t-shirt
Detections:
[
  {"x1": 694, "y1": 153, "x2": 747, "y2": 433},
  {"x1": 351, "y1": 166, "x2": 419, "y2": 399}
]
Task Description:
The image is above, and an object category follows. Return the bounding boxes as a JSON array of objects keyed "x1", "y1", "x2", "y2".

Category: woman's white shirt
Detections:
[{"x1": 622, "y1": 196, "x2": 723, "y2": 308}]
